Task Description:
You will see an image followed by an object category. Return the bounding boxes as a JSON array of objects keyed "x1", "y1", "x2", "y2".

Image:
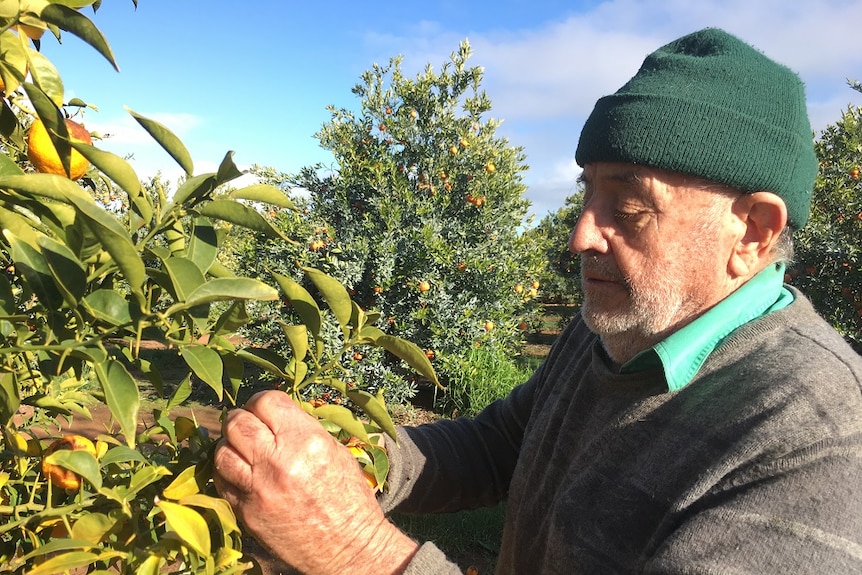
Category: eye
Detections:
[
  {"x1": 614, "y1": 211, "x2": 642, "y2": 221},
  {"x1": 614, "y1": 210, "x2": 651, "y2": 230}
]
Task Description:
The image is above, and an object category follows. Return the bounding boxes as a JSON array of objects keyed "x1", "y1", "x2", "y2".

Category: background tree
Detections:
[
  {"x1": 529, "y1": 190, "x2": 583, "y2": 309},
  {"x1": 790, "y1": 101, "x2": 862, "y2": 352},
  {"x1": 241, "y1": 41, "x2": 546, "y2": 411}
]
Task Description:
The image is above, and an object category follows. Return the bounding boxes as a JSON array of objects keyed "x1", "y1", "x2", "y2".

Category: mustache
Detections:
[{"x1": 580, "y1": 255, "x2": 626, "y2": 284}]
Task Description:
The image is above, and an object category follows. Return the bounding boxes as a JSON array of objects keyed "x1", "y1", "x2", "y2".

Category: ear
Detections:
[{"x1": 728, "y1": 192, "x2": 788, "y2": 278}]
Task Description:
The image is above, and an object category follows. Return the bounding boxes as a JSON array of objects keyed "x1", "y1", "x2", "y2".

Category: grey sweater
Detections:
[{"x1": 381, "y1": 290, "x2": 862, "y2": 574}]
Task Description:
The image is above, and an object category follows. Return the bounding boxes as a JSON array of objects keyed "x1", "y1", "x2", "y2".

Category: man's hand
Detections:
[{"x1": 213, "y1": 390, "x2": 419, "y2": 575}]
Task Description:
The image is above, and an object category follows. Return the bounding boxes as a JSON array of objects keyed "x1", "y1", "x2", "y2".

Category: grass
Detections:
[{"x1": 439, "y1": 345, "x2": 539, "y2": 418}]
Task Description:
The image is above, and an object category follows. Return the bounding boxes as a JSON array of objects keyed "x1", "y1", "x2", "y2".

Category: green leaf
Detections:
[
  {"x1": 4, "y1": 229, "x2": 64, "y2": 310},
  {"x1": 312, "y1": 404, "x2": 369, "y2": 443},
  {"x1": 0, "y1": 172, "x2": 90, "y2": 204},
  {"x1": 94, "y1": 358, "x2": 140, "y2": 448},
  {"x1": 21, "y1": 539, "x2": 96, "y2": 561},
  {"x1": 215, "y1": 150, "x2": 243, "y2": 185},
  {"x1": 22, "y1": 82, "x2": 72, "y2": 176},
  {"x1": 125, "y1": 107, "x2": 193, "y2": 175},
  {"x1": 229, "y1": 184, "x2": 296, "y2": 209},
  {"x1": 0, "y1": 30, "x2": 28, "y2": 96},
  {"x1": 82, "y1": 289, "x2": 133, "y2": 326},
  {"x1": 98, "y1": 445, "x2": 147, "y2": 467},
  {"x1": 181, "y1": 345, "x2": 223, "y2": 401},
  {"x1": 163, "y1": 256, "x2": 206, "y2": 302},
  {"x1": 37, "y1": 234, "x2": 86, "y2": 309},
  {"x1": 65, "y1": 192, "x2": 147, "y2": 299},
  {"x1": 303, "y1": 266, "x2": 352, "y2": 332},
  {"x1": 207, "y1": 261, "x2": 235, "y2": 278},
  {"x1": 156, "y1": 499, "x2": 211, "y2": 557},
  {"x1": 212, "y1": 300, "x2": 250, "y2": 336},
  {"x1": 69, "y1": 140, "x2": 152, "y2": 223},
  {"x1": 347, "y1": 389, "x2": 397, "y2": 440},
  {"x1": 162, "y1": 464, "x2": 201, "y2": 500},
  {"x1": 0, "y1": 372, "x2": 21, "y2": 427},
  {"x1": 373, "y1": 333, "x2": 441, "y2": 388},
  {"x1": 43, "y1": 449, "x2": 102, "y2": 490},
  {"x1": 180, "y1": 277, "x2": 278, "y2": 309},
  {"x1": 236, "y1": 348, "x2": 289, "y2": 379},
  {"x1": 187, "y1": 217, "x2": 218, "y2": 273},
  {"x1": 280, "y1": 323, "x2": 309, "y2": 363},
  {"x1": 197, "y1": 199, "x2": 283, "y2": 239},
  {"x1": 70, "y1": 512, "x2": 117, "y2": 545},
  {"x1": 166, "y1": 373, "x2": 193, "y2": 413},
  {"x1": 0, "y1": 205, "x2": 39, "y2": 245},
  {"x1": 222, "y1": 351, "x2": 244, "y2": 400},
  {"x1": 24, "y1": 551, "x2": 100, "y2": 575},
  {"x1": 40, "y1": 3, "x2": 119, "y2": 71},
  {"x1": 0, "y1": 152, "x2": 24, "y2": 176},
  {"x1": 25, "y1": 45, "x2": 64, "y2": 107},
  {"x1": 179, "y1": 493, "x2": 240, "y2": 535},
  {"x1": 172, "y1": 172, "x2": 216, "y2": 207},
  {"x1": 125, "y1": 464, "x2": 171, "y2": 498},
  {"x1": 271, "y1": 272, "x2": 322, "y2": 337}
]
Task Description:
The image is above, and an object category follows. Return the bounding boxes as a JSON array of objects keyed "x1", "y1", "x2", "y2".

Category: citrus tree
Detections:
[
  {"x1": 241, "y1": 41, "x2": 546, "y2": 411},
  {"x1": 529, "y1": 190, "x2": 583, "y2": 307},
  {"x1": 0, "y1": 3, "x2": 436, "y2": 573},
  {"x1": 790, "y1": 101, "x2": 862, "y2": 352}
]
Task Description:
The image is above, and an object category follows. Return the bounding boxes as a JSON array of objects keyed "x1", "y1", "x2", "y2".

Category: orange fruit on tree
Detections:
[
  {"x1": 41, "y1": 434, "x2": 96, "y2": 490},
  {"x1": 484, "y1": 320, "x2": 494, "y2": 332},
  {"x1": 27, "y1": 118, "x2": 93, "y2": 179},
  {"x1": 418, "y1": 280, "x2": 431, "y2": 292}
]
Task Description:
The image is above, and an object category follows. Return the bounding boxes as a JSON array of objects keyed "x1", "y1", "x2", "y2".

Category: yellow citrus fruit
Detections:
[
  {"x1": 27, "y1": 118, "x2": 93, "y2": 179},
  {"x1": 41, "y1": 434, "x2": 96, "y2": 490}
]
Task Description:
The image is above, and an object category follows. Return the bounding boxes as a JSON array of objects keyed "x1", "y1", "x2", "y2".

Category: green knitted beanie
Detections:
[{"x1": 575, "y1": 27, "x2": 817, "y2": 229}]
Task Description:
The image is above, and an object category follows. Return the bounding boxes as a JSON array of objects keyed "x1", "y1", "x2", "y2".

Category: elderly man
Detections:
[{"x1": 213, "y1": 28, "x2": 862, "y2": 574}]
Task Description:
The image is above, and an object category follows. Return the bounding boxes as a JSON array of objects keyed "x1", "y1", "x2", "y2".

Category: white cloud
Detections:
[{"x1": 351, "y1": 0, "x2": 862, "y2": 220}]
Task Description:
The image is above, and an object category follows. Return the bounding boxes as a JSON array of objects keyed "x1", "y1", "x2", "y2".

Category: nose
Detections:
[{"x1": 568, "y1": 206, "x2": 607, "y2": 255}]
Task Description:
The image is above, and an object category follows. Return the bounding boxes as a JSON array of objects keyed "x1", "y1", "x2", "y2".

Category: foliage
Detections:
[
  {"x1": 0, "y1": 3, "x2": 436, "y2": 573},
  {"x1": 528, "y1": 190, "x2": 583, "y2": 307},
  {"x1": 790, "y1": 104, "x2": 862, "y2": 352},
  {"x1": 238, "y1": 41, "x2": 546, "y2": 406}
]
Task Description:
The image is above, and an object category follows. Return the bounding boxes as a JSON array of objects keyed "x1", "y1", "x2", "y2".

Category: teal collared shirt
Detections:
[{"x1": 621, "y1": 263, "x2": 794, "y2": 391}]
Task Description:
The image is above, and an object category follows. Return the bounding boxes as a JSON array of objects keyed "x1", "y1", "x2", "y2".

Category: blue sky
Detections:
[{"x1": 44, "y1": 0, "x2": 862, "y2": 220}]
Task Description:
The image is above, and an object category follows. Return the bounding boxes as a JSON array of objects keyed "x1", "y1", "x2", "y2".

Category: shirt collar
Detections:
[{"x1": 621, "y1": 263, "x2": 793, "y2": 391}]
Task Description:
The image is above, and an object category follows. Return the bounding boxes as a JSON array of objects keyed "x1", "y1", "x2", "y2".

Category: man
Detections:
[{"x1": 213, "y1": 28, "x2": 862, "y2": 574}]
